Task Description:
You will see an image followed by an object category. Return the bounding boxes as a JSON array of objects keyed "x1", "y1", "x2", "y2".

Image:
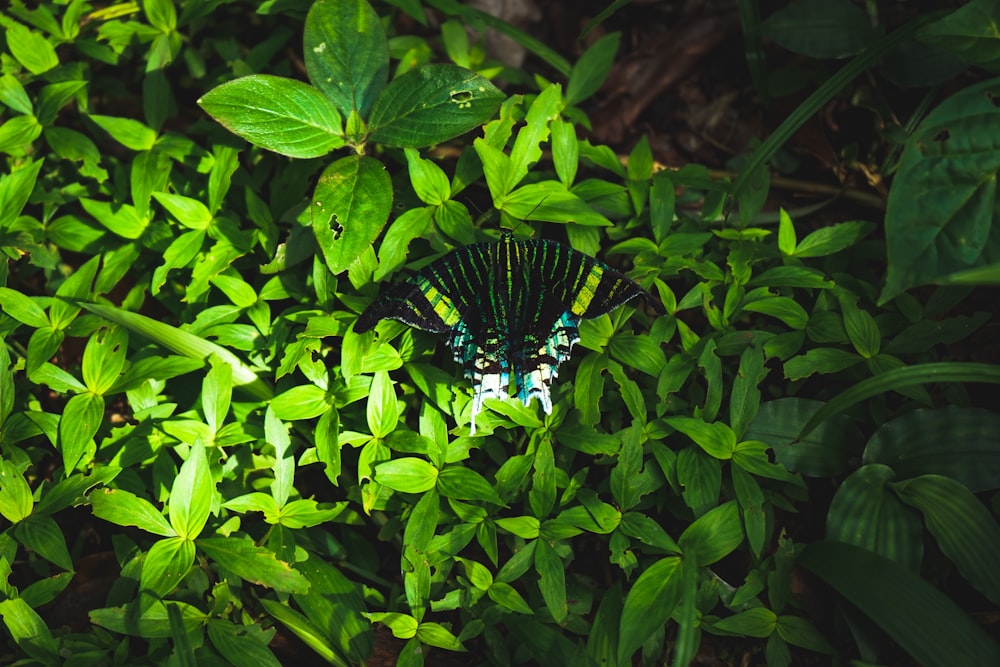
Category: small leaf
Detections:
[
  {"x1": 679, "y1": 500, "x2": 744, "y2": 565},
  {"x1": 168, "y1": 440, "x2": 214, "y2": 539},
  {"x1": 90, "y1": 487, "x2": 176, "y2": 537},
  {"x1": 711, "y1": 607, "x2": 777, "y2": 638},
  {"x1": 375, "y1": 458, "x2": 438, "y2": 494},
  {"x1": 197, "y1": 537, "x2": 310, "y2": 593},
  {"x1": 198, "y1": 75, "x2": 344, "y2": 159},
  {"x1": 566, "y1": 33, "x2": 621, "y2": 106},
  {"x1": 140, "y1": 536, "x2": 196, "y2": 598},
  {"x1": 5, "y1": 22, "x2": 59, "y2": 74},
  {"x1": 88, "y1": 114, "x2": 157, "y2": 151}
]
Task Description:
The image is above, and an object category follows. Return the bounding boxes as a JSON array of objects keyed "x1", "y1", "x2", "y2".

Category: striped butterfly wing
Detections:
[{"x1": 355, "y1": 237, "x2": 653, "y2": 433}]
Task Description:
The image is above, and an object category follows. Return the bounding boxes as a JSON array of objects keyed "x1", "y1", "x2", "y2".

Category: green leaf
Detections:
[
  {"x1": 416, "y1": 621, "x2": 465, "y2": 651},
  {"x1": 152, "y1": 192, "x2": 213, "y2": 230},
  {"x1": 0, "y1": 159, "x2": 43, "y2": 229},
  {"x1": 438, "y1": 467, "x2": 504, "y2": 505},
  {"x1": 881, "y1": 77, "x2": 1000, "y2": 302},
  {"x1": 507, "y1": 84, "x2": 563, "y2": 193},
  {"x1": 826, "y1": 464, "x2": 923, "y2": 569},
  {"x1": 11, "y1": 515, "x2": 73, "y2": 571},
  {"x1": 565, "y1": 33, "x2": 620, "y2": 106},
  {"x1": 667, "y1": 417, "x2": 736, "y2": 460},
  {"x1": 793, "y1": 220, "x2": 873, "y2": 257},
  {"x1": 271, "y1": 384, "x2": 334, "y2": 420},
  {"x1": 197, "y1": 537, "x2": 309, "y2": 593},
  {"x1": 617, "y1": 556, "x2": 682, "y2": 664},
  {"x1": 894, "y1": 474, "x2": 1000, "y2": 606},
  {"x1": 366, "y1": 370, "x2": 398, "y2": 438},
  {"x1": 0, "y1": 114, "x2": 42, "y2": 154},
  {"x1": 678, "y1": 500, "x2": 744, "y2": 565},
  {"x1": 608, "y1": 334, "x2": 667, "y2": 376},
  {"x1": 676, "y1": 446, "x2": 721, "y2": 517},
  {"x1": 495, "y1": 515, "x2": 540, "y2": 539},
  {"x1": 919, "y1": 0, "x2": 1000, "y2": 70},
  {"x1": 534, "y1": 538, "x2": 567, "y2": 623},
  {"x1": 487, "y1": 581, "x2": 533, "y2": 614},
  {"x1": 304, "y1": 0, "x2": 388, "y2": 117},
  {"x1": 168, "y1": 440, "x2": 213, "y2": 539},
  {"x1": 745, "y1": 398, "x2": 860, "y2": 476},
  {"x1": 500, "y1": 181, "x2": 612, "y2": 226},
  {"x1": 312, "y1": 154, "x2": 393, "y2": 274},
  {"x1": 292, "y1": 555, "x2": 373, "y2": 663},
  {"x1": 81, "y1": 325, "x2": 128, "y2": 394},
  {"x1": 0, "y1": 73, "x2": 33, "y2": 115},
  {"x1": 0, "y1": 287, "x2": 49, "y2": 328},
  {"x1": 80, "y1": 198, "x2": 148, "y2": 239},
  {"x1": 5, "y1": 22, "x2": 59, "y2": 74},
  {"x1": 711, "y1": 607, "x2": 777, "y2": 638},
  {"x1": 207, "y1": 620, "x2": 282, "y2": 667},
  {"x1": 260, "y1": 599, "x2": 350, "y2": 667},
  {"x1": 798, "y1": 362, "x2": 1000, "y2": 438},
  {"x1": 529, "y1": 437, "x2": 556, "y2": 517},
  {"x1": 741, "y1": 295, "x2": 809, "y2": 330},
  {"x1": 0, "y1": 459, "x2": 33, "y2": 524},
  {"x1": 783, "y1": 347, "x2": 860, "y2": 380},
  {"x1": 366, "y1": 612, "x2": 418, "y2": 639},
  {"x1": 198, "y1": 75, "x2": 344, "y2": 158},
  {"x1": 762, "y1": 0, "x2": 881, "y2": 58},
  {"x1": 610, "y1": 427, "x2": 643, "y2": 510},
  {"x1": 730, "y1": 346, "x2": 767, "y2": 438},
  {"x1": 573, "y1": 352, "x2": 608, "y2": 425},
  {"x1": 799, "y1": 540, "x2": 1000, "y2": 667},
  {"x1": 774, "y1": 615, "x2": 835, "y2": 654},
  {"x1": 0, "y1": 598, "x2": 59, "y2": 664},
  {"x1": 375, "y1": 457, "x2": 438, "y2": 494},
  {"x1": 368, "y1": 64, "x2": 504, "y2": 147},
  {"x1": 88, "y1": 114, "x2": 157, "y2": 151},
  {"x1": 90, "y1": 487, "x2": 176, "y2": 537},
  {"x1": 551, "y1": 119, "x2": 578, "y2": 187},
  {"x1": 58, "y1": 392, "x2": 104, "y2": 473},
  {"x1": 374, "y1": 207, "x2": 434, "y2": 281},
  {"x1": 619, "y1": 512, "x2": 681, "y2": 553},
  {"x1": 90, "y1": 601, "x2": 207, "y2": 639},
  {"x1": 78, "y1": 301, "x2": 273, "y2": 401},
  {"x1": 864, "y1": 406, "x2": 1000, "y2": 492},
  {"x1": 404, "y1": 147, "x2": 451, "y2": 205},
  {"x1": 140, "y1": 536, "x2": 196, "y2": 598}
]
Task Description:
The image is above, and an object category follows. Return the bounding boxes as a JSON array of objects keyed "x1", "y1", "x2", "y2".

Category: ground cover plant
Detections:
[{"x1": 1, "y1": 0, "x2": 999, "y2": 665}]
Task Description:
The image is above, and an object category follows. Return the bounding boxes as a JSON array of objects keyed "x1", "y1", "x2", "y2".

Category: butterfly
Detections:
[{"x1": 354, "y1": 236, "x2": 659, "y2": 434}]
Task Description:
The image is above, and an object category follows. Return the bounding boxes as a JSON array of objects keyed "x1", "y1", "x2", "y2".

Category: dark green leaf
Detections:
[
  {"x1": 304, "y1": 0, "x2": 388, "y2": 117},
  {"x1": 0, "y1": 598, "x2": 59, "y2": 664},
  {"x1": 799, "y1": 541, "x2": 1000, "y2": 667},
  {"x1": 207, "y1": 620, "x2": 282, "y2": 667},
  {"x1": 58, "y1": 392, "x2": 104, "y2": 473},
  {"x1": 534, "y1": 539, "x2": 567, "y2": 623},
  {"x1": 437, "y1": 467, "x2": 504, "y2": 505},
  {"x1": 617, "y1": 556, "x2": 682, "y2": 664},
  {"x1": 894, "y1": 475, "x2": 1000, "y2": 606},
  {"x1": 368, "y1": 64, "x2": 504, "y2": 147},
  {"x1": 679, "y1": 500, "x2": 744, "y2": 565},
  {"x1": 140, "y1": 536, "x2": 196, "y2": 598},
  {"x1": 312, "y1": 154, "x2": 393, "y2": 274},
  {"x1": 565, "y1": 32, "x2": 620, "y2": 106},
  {"x1": 826, "y1": 464, "x2": 923, "y2": 570}
]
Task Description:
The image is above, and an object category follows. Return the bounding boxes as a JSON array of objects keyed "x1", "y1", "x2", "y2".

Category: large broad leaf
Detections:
[
  {"x1": 825, "y1": 464, "x2": 923, "y2": 570},
  {"x1": 198, "y1": 74, "x2": 344, "y2": 159},
  {"x1": 744, "y1": 398, "x2": 862, "y2": 476},
  {"x1": 367, "y1": 64, "x2": 504, "y2": 147},
  {"x1": 303, "y1": 0, "x2": 388, "y2": 118},
  {"x1": 894, "y1": 475, "x2": 1000, "y2": 606},
  {"x1": 881, "y1": 77, "x2": 1000, "y2": 302},
  {"x1": 863, "y1": 406, "x2": 1000, "y2": 492},
  {"x1": 799, "y1": 541, "x2": 1000, "y2": 667},
  {"x1": 311, "y1": 154, "x2": 393, "y2": 274}
]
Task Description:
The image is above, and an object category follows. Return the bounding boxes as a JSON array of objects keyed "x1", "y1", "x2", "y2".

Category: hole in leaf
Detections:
[{"x1": 932, "y1": 129, "x2": 950, "y2": 142}]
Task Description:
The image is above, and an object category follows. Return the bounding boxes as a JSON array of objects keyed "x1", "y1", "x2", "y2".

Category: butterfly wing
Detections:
[{"x1": 354, "y1": 244, "x2": 493, "y2": 334}]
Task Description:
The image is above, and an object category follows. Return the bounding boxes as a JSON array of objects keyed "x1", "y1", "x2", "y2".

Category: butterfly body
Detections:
[{"x1": 355, "y1": 237, "x2": 654, "y2": 433}]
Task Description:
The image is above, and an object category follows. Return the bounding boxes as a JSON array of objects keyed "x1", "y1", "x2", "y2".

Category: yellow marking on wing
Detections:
[
  {"x1": 423, "y1": 284, "x2": 462, "y2": 326},
  {"x1": 572, "y1": 266, "x2": 603, "y2": 315}
]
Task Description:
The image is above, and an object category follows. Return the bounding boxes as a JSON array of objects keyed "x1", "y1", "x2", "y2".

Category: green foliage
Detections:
[{"x1": 0, "y1": 0, "x2": 998, "y2": 665}]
